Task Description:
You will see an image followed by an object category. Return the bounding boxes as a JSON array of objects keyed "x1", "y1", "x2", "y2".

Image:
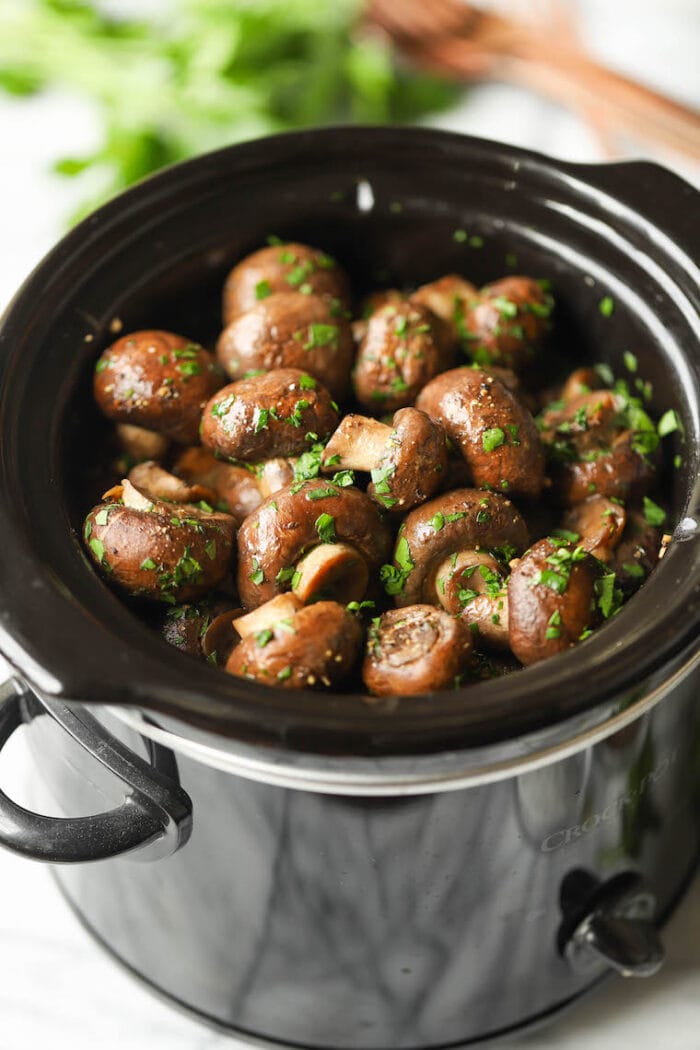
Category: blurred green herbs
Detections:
[{"x1": 0, "y1": 0, "x2": 458, "y2": 220}]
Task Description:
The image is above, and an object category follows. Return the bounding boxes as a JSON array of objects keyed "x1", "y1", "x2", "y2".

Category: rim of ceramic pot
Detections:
[{"x1": 0, "y1": 126, "x2": 698, "y2": 766}]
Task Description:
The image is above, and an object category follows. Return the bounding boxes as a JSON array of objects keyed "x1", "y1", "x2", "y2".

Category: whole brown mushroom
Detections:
[
  {"x1": 321, "y1": 408, "x2": 448, "y2": 512},
  {"x1": 94, "y1": 330, "x2": 223, "y2": 444},
  {"x1": 216, "y1": 292, "x2": 355, "y2": 401},
  {"x1": 353, "y1": 301, "x2": 454, "y2": 413},
  {"x1": 173, "y1": 446, "x2": 263, "y2": 522},
  {"x1": 201, "y1": 368, "x2": 339, "y2": 463},
  {"x1": 382, "y1": 489, "x2": 528, "y2": 615},
  {"x1": 410, "y1": 274, "x2": 479, "y2": 347},
  {"x1": 462, "y1": 276, "x2": 553, "y2": 371},
  {"x1": 236, "y1": 479, "x2": 392, "y2": 609},
  {"x1": 222, "y1": 242, "x2": 351, "y2": 324},
  {"x1": 561, "y1": 494, "x2": 626, "y2": 562},
  {"x1": 83, "y1": 478, "x2": 236, "y2": 603},
  {"x1": 539, "y1": 389, "x2": 656, "y2": 505},
  {"x1": 508, "y1": 538, "x2": 599, "y2": 666},
  {"x1": 363, "y1": 605, "x2": 473, "y2": 696},
  {"x1": 226, "y1": 597, "x2": 362, "y2": 689},
  {"x1": 416, "y1": 367, "x2": 545, "y2": 498}
]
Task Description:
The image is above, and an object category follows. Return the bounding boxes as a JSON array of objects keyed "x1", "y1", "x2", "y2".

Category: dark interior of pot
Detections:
[{"x1": 1, "y1": 128, "x2": 698, "y2": 754}]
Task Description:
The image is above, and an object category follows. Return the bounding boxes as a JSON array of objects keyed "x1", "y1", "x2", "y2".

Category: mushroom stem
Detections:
[
  {"x1": 322, "y1": 415, "x2": 391, "y2": 472},
  {"x1": 292, "y1": 543, "x2": 369, "y2": 604},
  {"x1": 233, "y1": 593, "x2": 303, "y2": 639},
  {"x1": 434, "y1": 550, "x2": 502, "y2": 613},
  {"x1": 258, "y1": 457, "x2": 296, "y2": 499}
]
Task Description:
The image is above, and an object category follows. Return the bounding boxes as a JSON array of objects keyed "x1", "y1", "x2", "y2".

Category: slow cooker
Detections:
[{"x1": 0, "y1": 128, "x2": 698, "y2": 1048}]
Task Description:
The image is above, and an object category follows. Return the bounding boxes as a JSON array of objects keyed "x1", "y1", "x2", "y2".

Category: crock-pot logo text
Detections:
[{"x1": 540, "y1": 748, "x2": 678, "y2": 853}]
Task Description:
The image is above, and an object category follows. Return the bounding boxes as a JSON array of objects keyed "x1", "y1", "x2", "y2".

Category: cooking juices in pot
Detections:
[{"x1": 81, "y1": 240, "x2": 676, "y2": 697}]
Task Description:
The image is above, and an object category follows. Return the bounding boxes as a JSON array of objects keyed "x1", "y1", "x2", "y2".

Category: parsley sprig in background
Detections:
[{"x1": 0, "y1": 0, "x2": 457, "y2": 221}]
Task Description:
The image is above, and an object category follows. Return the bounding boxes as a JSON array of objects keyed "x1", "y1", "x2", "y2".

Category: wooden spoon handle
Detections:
[{"x1": 507, "y1": 38, "x2": 700, "y2": 160}]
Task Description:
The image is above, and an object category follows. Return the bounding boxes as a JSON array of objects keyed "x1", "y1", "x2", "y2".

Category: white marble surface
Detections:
[{"x1": 0, "y1": 1, "x2": 699, "y2": 1047}]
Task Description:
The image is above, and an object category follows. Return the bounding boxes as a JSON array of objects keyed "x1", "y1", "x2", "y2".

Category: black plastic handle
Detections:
[{"x1": 0, "y1": 680, "x2": 192, "y2": 863}]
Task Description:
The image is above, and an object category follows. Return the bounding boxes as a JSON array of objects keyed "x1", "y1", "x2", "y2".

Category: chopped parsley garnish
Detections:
[
  {"x1": 304, "y1": 323, "x2": 339, "y2": 349},
  {"x1": 276, "y1": 566, "x2": 296, "y2": 585},
  {"x1": 430, "y1": 512, "x2": 444, "y2": 532},
  {"x1": 277, "y1": 666, "x2": 292, "y2": 680},
  {"x1": 599, "y1": 296, "x2": 615, "y2": 318},
  {"x1": 482, "y1": 427, "x2": 505, "y2": 452},
  {"x1": 89, "y1": 538, "x2": 105, "y2": 563},
  {"x1": 255, "y1": 279, "x2": 272, "y2": 300},
  {"x1": 331, "y1": 470, "x2": 355, "y2": 488},
  {"x1": 622, "y1": 561, "x2": 645, "y2": 578},
  {"x1": 642, "y1": 496, "x2": 666, "y2": 526},
  {"x1": 249, "y1": 557, "x2": 264, "y2": 585},
  {"x1": 657, "y1": 409, "x2": 679, "y2": 437},
  {"x1": 254, "y1": 408, "x2": 270, "y2": 433},
  {"x1": 394, "y1": 316, "x2": 408, "y2": 336},
  {"x1": 453, "y1": 229, "x2": 467, "y2": 242},
  {"x1": 315, "y1": 512, "x2": 336, "y2": 543},
  {"x1": 211, "y1": 393, "x2": 235, "y2": 418},
  {"x1": 305, "y1": 486, "x2": 340, "y2": 501},
  {"x1": 623, "y1": 351, "x2": 637, "y2": 373},
  {"x1": 299, "y1": 373, "x2": 317, "y2": 390},
  {"x1": 379, "y1": 536, "x2": 414, "y2": 596},
  {"x1": 492, "y1": 296, "x2": 518, "y2": 319},
  {"x1": 140, "y1": 557, "x2": 156, "y2": 570},
  {"x1": 204, "y1": 540, "x2": 217, "y2": 561},
  {"x1": 254, "y1": 629, "x2": 273, "y2": 648}
]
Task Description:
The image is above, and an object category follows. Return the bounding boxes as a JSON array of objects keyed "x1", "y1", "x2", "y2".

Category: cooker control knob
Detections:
[{"x1": 560, "y1": 870, "x2": 665, "y2": 978}]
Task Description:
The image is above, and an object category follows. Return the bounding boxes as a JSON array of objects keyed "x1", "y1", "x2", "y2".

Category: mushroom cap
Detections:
[
  {"x1": 562, "y1": 494, "x2": 626, "y2": 561},
  {"x1": 540, "y1": 390, "x2": 655, "y2": 505},
  {"x1": 388, "y1": 488, "x2": 529, "y2": 608},
  {"x1": 363, "y1": 605, "x2": 473, "y2": 696},
  {"x1": 353, "y1": 301, "x2": 454, "y2": 413},
  {"x1": 83, "y1": 492, "x2": 236, "y2": 603},
  {"x1": 173, "y1": 446, "x2": 262, "y2": 523},
  {"x1": 611, "y1": 509, "x2": 662, "y2": 593},
  {"x1": 94, "y1": 330, "x2": 223, "y2": 444},
  {"x1": 508, "y1": 538, "x2": 598, "y2": 666},
  {"x1": 410, "y1": 274, "x2": 479, "y2": 345},
  {"x1": 463, "y1": 276, "x2": 552, "y2": 370},
  {"x1": 237, "y1": 479, "x2": 392, "y2": 609},
  {"x1": 435, "y1": 550, "x2": 509, "y2": 649},
  {"x1": 367, "y1": 407, "x2": 448, "y2": 512},
  {"x1": 416, "y1": 367, "x2": 545, "y2": 498},
  {"x1": 226, "y1": 601, "x2": 362, "y2": 689},
  {"x1": 216, "y1": 292, "x2": 355, "y2": 400},
  {"x1": 201, "y1": 368, "x2": 339, "y2": 463},
  {"x1": 160, "y1": 598, "x2": 241, "y2": 661},
  {"x1": 222, "y1": 242, "x2": 351, "y2": 324}
]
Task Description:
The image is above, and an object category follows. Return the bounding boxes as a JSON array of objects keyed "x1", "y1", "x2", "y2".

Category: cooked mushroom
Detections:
[
  {"x1": 353, "y1": 301, "x2": 454, "y2": 412},
  {"x1": 539, "y1": 389, "x2": 656, "y2": 505},
  {"x1": 83, "y1": 478, "x2": 236, "y2": 603},
  {"x1": 320, "y1": 408, "x2": 448, "y2": 512},
  {"x1": 216, "y1": 292, "x2": 355, "y2": 400},
  {"x1": 462, "y1": 276, "x2": 553, "y2": 371},
  {"x1": 128, "y1": 461, "x2": 216, "y2": 506},
  {"x1": 94, "y1": 330, "x2": 223, "y2": 444},
  {"x1": 437, "y1": 551, "x2": 509, "y2": 649},
  {"x1": 257, "y1": 457, "x2": 297, "y2": 498},
  {"x1": 363, "y1": 605, "x2": 473, "y2": 696},
  {"x1": 382, "y1": 489, "x2": 528, "y2": 613},
  {"x1": 161, "y1": 598, "x2": 242, "y2": 664},
  {"x1": 237, "y1": 479, "x2": 392, "y2": 609},
  {"x1": 561, "y1": 495, "x2": 626, "y2": 561},
  {"x1": 611, "y1": 508, "x2": 663, "y2": 594},
  {"x1": 222, "y1": 242, "x2": 351, "y2": 324},
  {"x1": 173, "y1": 446, "x2": 262, "y2": 522},
  {"x1": 410, "y1": 274, "x2": 479, "y2": 347},
  {"x1": 201, "y1": 368, "x2": 339, "y2": 463},
  {"x1": 116, "y1": 423, "x2": 170, "y2": 464},
  {"x1": 560, "y1": 367, "x2": 604, "y2": 403},
  {"x1": 416, "y1": 367, "x2": 545, "y2": 498},
  {"x1": 226, "y1": 599, "x2": 362, "y2": 689},
  {"x1": 508, "y1": 538, "x2": 598, "y2": 665},
  {"x1": 352, "y1": 289, "x2": 405, "y2": 341}
]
